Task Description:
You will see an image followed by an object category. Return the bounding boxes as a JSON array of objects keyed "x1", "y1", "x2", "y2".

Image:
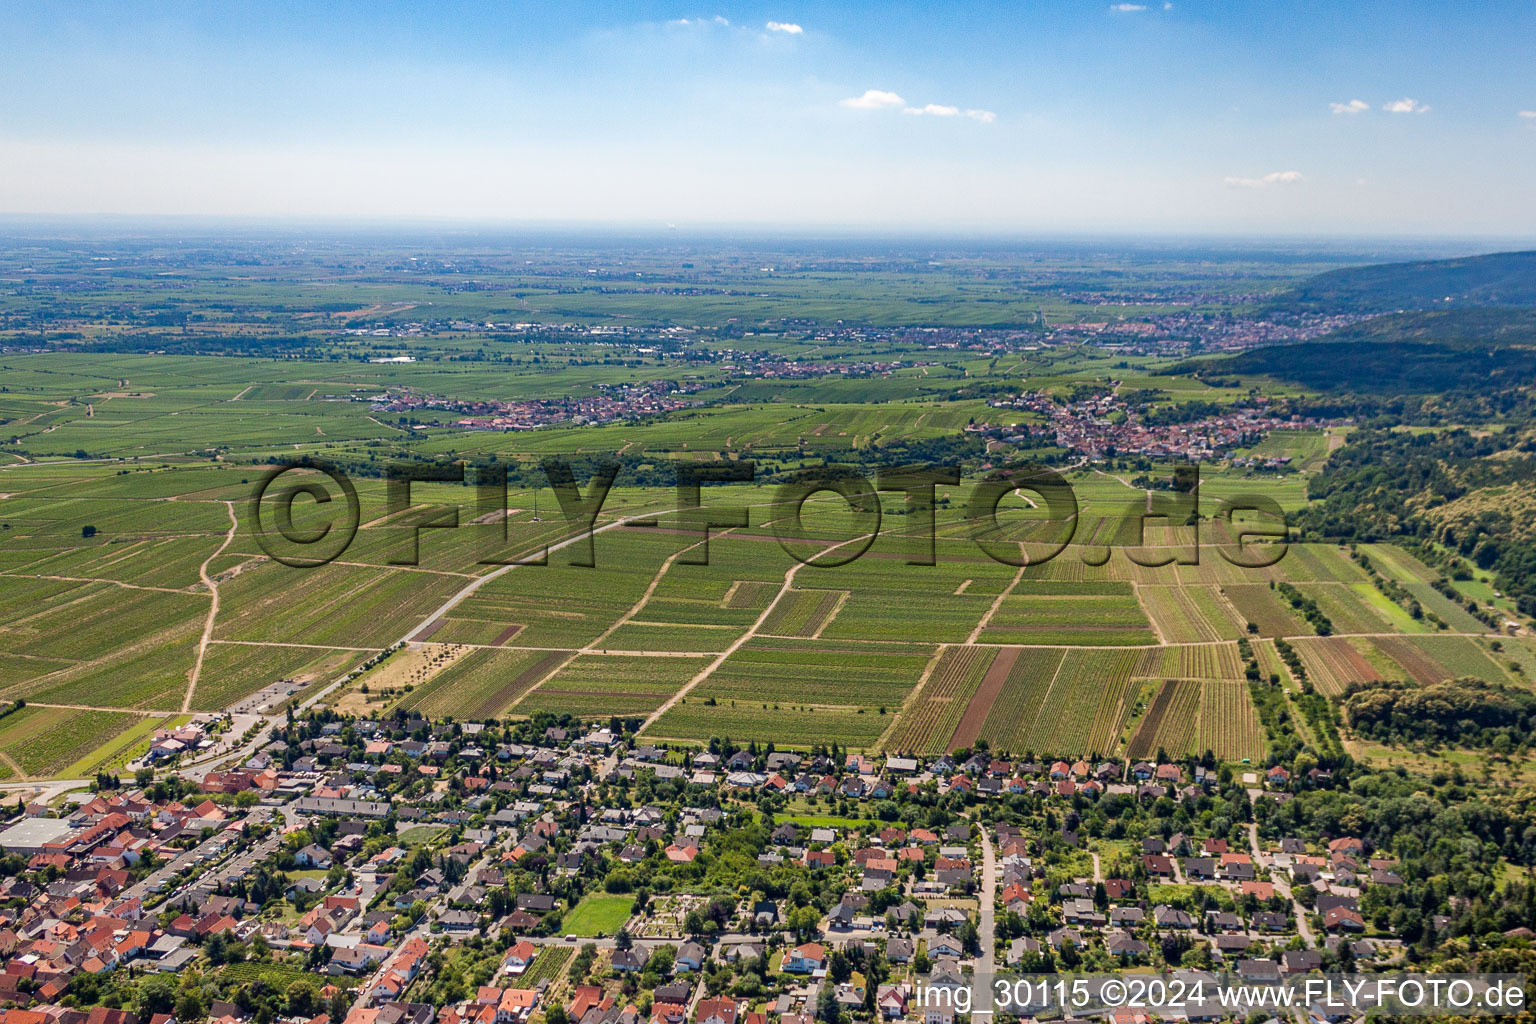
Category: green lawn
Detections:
[
  {"x1": 62, "y1": 712, "x2": 191, "y2": 779},
  {"x1": 562, "y1": 894, "x2": 633, "y2": 936},
  {"x1": 398, "y1": 826, "x2": 447, "y2": 847},
  {"x1": 784, "y1": 813, "x2": 884, "y2": 830}
]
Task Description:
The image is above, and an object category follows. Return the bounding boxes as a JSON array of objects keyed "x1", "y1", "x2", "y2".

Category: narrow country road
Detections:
[
  {"x1": 394, "y1": 509, "x2": 681, "y2": 649},
  {"x1": 178, "y1": 512, "x2": 681, "y2": 781}
]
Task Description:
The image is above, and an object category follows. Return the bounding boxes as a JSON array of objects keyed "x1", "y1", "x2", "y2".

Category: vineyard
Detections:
[
  {"x1": 1297, "y1": 582, "x2": 1393, "y2": 635},
  {"x1": 759, "y1": 588, "x2": 847, "y2": 637},
  {"x1": 688, "y1": 644, "x2": 931, "y2": 709},
  {"x1": 1401, "y1": 636, "x2": 1517, "y2": 683},
  {"x1": 1198, "y1": 680, "x2": 1265, "y2": 763},
  {"x1": 1368, "y1": 636, "x2": 1447, "y2": 684},
  {"x1": 1127, "y1": 679, "x2": 1201, "y2": 760},
  {"x1": 518, "y1": 654, "x2": 710, "y2": 717},
  {"x1": 977, "y1": 582, "x2": 1159, "y2": 646},
  {"x1": 520, "y1": 946, "x2": 576, "y2": 988},
  {"x1": 1138, "y1": 585, "x2": 1242, "y2": 643},
  {"x1": 0, "y1": 705, "x2": 142, "y2": 778},
  {"x1": 976, "y1": 648, "x2": 1139, "y2": 757},
  {"x1": 646, "y1": 699, "x2": 890, "y2": 748},
  {"x1": 1133, "y1": 643, "x2": 1245, "y2": 679},
  {"x1": 1222, "y1": 584, "x2": 1306, "y2": 637},
  {"x1": 1127, "y1": 679, "x2": 1264, "y2": 763},
  {"x1": 394, "y1": 647, "x2": 569, "y2": 718},
  {"x1": 883, "y1": 645, "x2": 997, "y2": 755},
  {"x1": 1287, "y1": 637, "x2": 1382, "y2": 695},
  {"x1": 1283, "y1": 545, "x2": 1369, "y2": 583}
]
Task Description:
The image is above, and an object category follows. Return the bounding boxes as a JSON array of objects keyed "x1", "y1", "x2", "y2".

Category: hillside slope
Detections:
[
  {"x1": 1176, "y1": 309, "x2": 1536, "y2": 394},
  {"x1": 1270, "y1": 250, "x2": 1536, "y2": 312}
]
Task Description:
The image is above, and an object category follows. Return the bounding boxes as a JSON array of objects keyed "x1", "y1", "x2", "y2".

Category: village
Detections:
[
  {"x1": 366, "y1": 383, "x2": 708, "y2": 432},
  {"x1": 0, "y1": 711, "x2": 1418, "y2": 1024},
  {"x1": 984, "y1": 390, "x2": 1350, "y2": 463}
]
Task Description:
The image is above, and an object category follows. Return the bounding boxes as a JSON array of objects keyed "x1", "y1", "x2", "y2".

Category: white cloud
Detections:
[
  {"x1": 1520, "y1": 110, "x2": 1536, "y2": 119},
  {"x1": 670, "y1": 15, "x2": 729, "y2": 26},
  {"x1": 765, "y1": 20, "x2": 803, "y2": 34},
  {"x1": 903, "y1": 104, "x2": 960, "y2": 117},
  {"x1": 1224, "y1": 170, "x2": 1304, "y2": 188},
  {"x1": 840, "y1": 89, "x2": 905, "y2": 110},
  {"x1": 902, "y1": 104, "x2": 997, "y2": 123},
  {"x1": 1110, "y1": 3, "x2": 1147, "y2": 9},
  {"x1": 1383, "y1": 97, "x2": 1430, "y2": 114},
  {"x1": 1330, "y1": 98, "x2": 1369, "y2": 115}
]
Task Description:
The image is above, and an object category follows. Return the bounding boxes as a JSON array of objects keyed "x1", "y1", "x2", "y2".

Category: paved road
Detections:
[
  {"x1": 1247, "y1": 821, "x2": 1315, "y2": 947},
  {"x1": 977, "y1": 821, "x2": 997, "y2": 1002},
  {"x1": 122, "y1": 826, "x2": 274, "y2": 905}
]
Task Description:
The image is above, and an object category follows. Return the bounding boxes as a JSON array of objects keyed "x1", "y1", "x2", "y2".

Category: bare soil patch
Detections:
[{"x1": 949, "y1": 645, "x2": 1021, "y2": 750}]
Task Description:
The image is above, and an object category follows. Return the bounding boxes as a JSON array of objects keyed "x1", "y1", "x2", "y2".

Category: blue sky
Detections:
[{"x1": 2, "y1": 1, "x2": 1534, "y2": 235}]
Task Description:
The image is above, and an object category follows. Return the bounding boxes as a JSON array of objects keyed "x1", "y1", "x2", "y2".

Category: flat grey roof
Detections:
[{"x1": 0, "y1": 816, "x2": 77, "y2": 852}]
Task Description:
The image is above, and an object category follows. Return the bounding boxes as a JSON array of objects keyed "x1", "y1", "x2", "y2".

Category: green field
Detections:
[
  {"x1": 0, "y1": 705, "x2": 145, "y2": 779},
  {"x1": 0, "y1": 239, "x2": 1528, "y2": 775},
  {"x1": 977, "y1": 582, "x2": 1159, "y2": 646},
  {"x1": 646, "y1": 699, "x2": 892, "y2": 748},
  {"x1": 561, "y1": 894, "x2": 634, "y2": 936},
  {"x1": 518, "y1": 653, "x2": 709, "y2": 717}
]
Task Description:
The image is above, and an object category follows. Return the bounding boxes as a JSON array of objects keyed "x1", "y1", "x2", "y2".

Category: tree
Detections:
[
  {"x1": 816, "y1": 981, "x2": 841, "y2": 1024},
  {"x1": 175, "y1": 992, "x2": 206, "y2": 1022},
  {"x1": 787, "y1": 905, "x2": 821, "y2": 940},
  {"x1": 135, "y1": 975, "x2": 177, "y2": 1017}
]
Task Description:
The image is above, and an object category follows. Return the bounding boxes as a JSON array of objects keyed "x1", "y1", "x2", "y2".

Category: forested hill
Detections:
[
  {"x1": 1269, "y1": 249, "x2": 1536, "y2": 312},
  {"x1": 1171, "y1": 309, "x2": 1536, "y2": 394}
]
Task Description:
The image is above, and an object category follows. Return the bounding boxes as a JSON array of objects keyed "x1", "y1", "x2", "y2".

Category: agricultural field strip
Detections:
[
  {"x1": 505, "y1": 533, "x2": 711, "y2": 711},
  {"x1": 874, "y1": 642, "x2": 952, "y2": 750},
  {"x1": 1022, "y1": 647, "x2": 1070, "y2": 745},
  {"x1": 209, "y1": 640, "x2": 384, "y2": 652},
  {"x1": 3, "y1": 701, "x2": 173, "y2": 715},
  {"x1": 639, "y1": 530, "x2": 878, "y2": 732},
  {"x1": 1134, "y1": 582, "x2": 1169, "y2": 645},
  {"x1": 966, "y1": 550, "x2": 1029, "y2": 645},
  {"x1": 0, "y1": 573, "x2": 198, "y2": 596}
]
